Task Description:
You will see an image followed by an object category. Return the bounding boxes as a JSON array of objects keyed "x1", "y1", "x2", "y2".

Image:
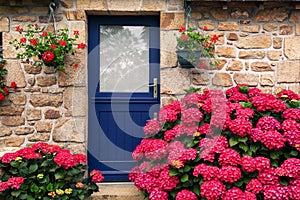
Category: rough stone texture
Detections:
[
  {"x1": 273, "y1": 37, "x2": 282, "y2": 49},
  {"x1": 61, "y1": 0, "x2": 73, "y2": 8},
  {"x1": 236, "y1": 35, "x2": 271, "y2": 49},
  {"x1": 30, "y1": 94, "x2": 63, "y2": 107},
  {"x1": 24, "y1": 64, "x2": 42, "y2": 74},
  {"x1": 65, "y1": 11, "x2": 86, "y2": 21},
  {"x1": 141, "y1": 0, "x2": 166, "y2": 11},
  {"x1": 274, "y1": 86, "x2": 286, "y2": 95},
  {"x1": 107, "y1": 0, "x2": 139, "y2": 11},
  {"x1": 45, "y1": 110, "x2": 61, "y2": 119},
  {"x1": 288, "y1": 85, "x2": 300, "y2": 95},
  {"x1": 263, "y1": 24, "x2": 277, "y2": 32},
  {"x1": 39, "y1": 16, "x2": 63, "y2": 23},
  {"x1": 26, "y1": 109, "x2": 42, "y2": 121},
  {"x1": 12, "y1": 16, "x2": 37, "y2": 22},
  {"x1": 63, "y1": 87, "x2": 87, "y2": 117},
  {"x1": 0, "y1": 126, "x2": 12, "y2": 137},
  {"x1": 161, "y1": 12, "x2": 184, "y2": 30},
  {"x1": 212, "y1": 73, "x2": 233, "y2": 87},
  {"x1": 210, "y1": 32, "x2": 224, "y2": 45},
  {"x1": 28, "y1": 133, "x2": 50, "y2": 142},
  {"x1": 2, "y1": 116, "x2": 25, "y2": 126},
  {"x1": 53, "y1": 119, "x2": 85, "y2": 142},
  {"x1": 277, "y1": 62, "x2": 300, "y2": 83},
  {"x1": 238, "y1": 51, "x2": 265, "y2": 59},
  {"x1": 36, "y1": 76, "x2": 57, "y2": 87},
  {"x1": 226, "y1": 60, "x2": 243, "y2": 71},
  {"x1": 251, "y1": 62, "x2": 273, "y2": 72},
  {"x1": 210, "y1": 8, "x2": 228, "y2": 20},
  {"x1": 70, "y1": 21, "x2": 86, "y2": 44},
  {"x1": 216, "y1": 47, "x2": 236, "y2": 58},
  {"x1": 161, "y1": 31, "x2": 178, "y2": 68},
  {"x1": 42, "y1": 88, "x2": 65, "y2": 94},
  {"x1": 218, "y1": 22, "x2": 238, "y2": 31},
  {"x1": 5, "y1": 60, "x2": 26, "y2": 88},
  {"x1": 267, "y1": 50, "x2": 281, "y2": 61},
  {"x1": 215, "y1": 59, "x2": 226, "y2": 70},
  {"x1": 190, "y1": 12, "x2": 202, "y2": 20},
  {"x1": 4, "y1": 138, "x2": 24, "y2": 147},
  {"x1": 290, "y1": 10, "x2": 300, "y2": 22},
  {"x1": 14, "y1": 127, "x2": 35, "y2": 135},
  {"x1": 27, "y1": 77, "x2": 35, "y2": 86},
  {"x1": 0, "y1": 107, "x2": 23, "y2": 116},
  {"x1": 240, "y1": 25, "x2": 259, "y2": 33},
  {"x1": 161, "y1": 68, "x2": 190, "y2": 94},
  {"x1": 284, "y1": 37, "x2": 300, "y2": 59},
  {"x1": 261, "y1": 74, "x2": 275, "y2": 86},
  {"x1": 193, "y1": 74, "x2": 210, "y2": 85},
  {"x1": 279, "y1": 24, "x2": 293, "y2": 35},
  {"x1": 231, "y1": 8, "x2": 249, "y2": 19},
  {"x1": 296, "y1": 24, "x2": 300, "y2": 35},
  {"x1": 36, "y1": 121, "x2": 52, "y2": 132},
  {"x1": 254, "y1": 8, "x2": 288, "y2": 22},
  {"x1": 161, "y1": 96, "x2": 177, "y2": 106},
  {"x1": 227, "y1": 33, "x2": 238, "y2": 41},
  {"x1": 198, "y1": 20, "x2": 215, "y2": 30},
  {"x1": 63, "y1": 143, "x2": 86, "y2": 154},
  {"x1": 233, "y1": 73, "x2": 259, "y2": 86},
  {"x1": 76, "y1": 0, "x2": 106, "y2": 10},
  {"x1": 0, "y1": 17, "x2": 9, "y2": 32},
  {"x1": 24, "y1": 88, "x2": 41, "y2": 93}
]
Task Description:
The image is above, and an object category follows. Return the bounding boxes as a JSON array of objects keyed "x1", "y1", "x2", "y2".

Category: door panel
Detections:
[{"x1": 88, "y1": 15, "x2": 160, "y2": 181}]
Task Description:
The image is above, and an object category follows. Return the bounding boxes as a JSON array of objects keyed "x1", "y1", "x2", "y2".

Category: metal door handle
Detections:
[{"x1": 148, "y1": 78, "x2": 158, "y2": 98}]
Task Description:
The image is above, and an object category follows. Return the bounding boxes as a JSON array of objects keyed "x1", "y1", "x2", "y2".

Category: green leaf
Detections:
[
  {"x1": 30, "y1": 183, "x2": 39, "y2": 193},
  {"x1": 239, "y1": 86, "x2": 249, "y2": 94},
  {"x1": 270, "y1": 152, "x2": 280, "y2": 160},
  {"x1": 239, "y1": 102, "x2": 252, "y2": 108},
  {"x1": 11, "y1": 190, "x2": 21, "y2": 197},
  {"x1": 29, "y1": 163, "x2": 38, "y2": 174},
  {"x1": 238, "y1": 137, "x2": 248, "y2": 143},
  {"x1": 239, "y1": 143, "x2": 249, "y2": 152},
  {"x1": 271, "y1": 160, "x2": 278, "y2": 168},
  {"x1": 180, "y1": 174, "x2": 189, "y2": 182},
  {"x1": 55, "y1": 171, "x2": 65, "y2": 180},
  {"x1": 279, "y1": 179, "x2": 289, "y2": 186},
  {"x1": 169, "y1": 168, "x2": 179, "y2": 176},
  {"x1": 290, "y1": 150, "x2": 298, "y2": 156},
  {"x1": 10, "y1": 161, "x2": 19, "y2": 168},
  {"x1": 183, "y1": 165, "x2": 191, "y2": 172},
  {"x1": 193, "y1": 184, "x2": 200, "y2": 196},
  {"x1": 27, "y1": 195, "x2": 35, "y2": 200},
  {"x1": 250, "y1": 144, "x2": 259, "y2": 153},
  {"x1": 229, "y1": 137, "x2": 239, "y2": 147}
]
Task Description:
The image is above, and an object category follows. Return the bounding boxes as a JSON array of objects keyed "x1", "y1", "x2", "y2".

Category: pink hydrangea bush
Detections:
[
  {"x1": 0, "y1": 142, "x2": 104, "y2": 199},
  {"x1": 129, "y1": 85, "x2": 300, "y2": 200}
]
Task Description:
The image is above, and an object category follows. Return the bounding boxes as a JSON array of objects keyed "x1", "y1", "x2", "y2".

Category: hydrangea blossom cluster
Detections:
[{"x1": 129, "y1": 85, "x2": 300, "y2": 200}]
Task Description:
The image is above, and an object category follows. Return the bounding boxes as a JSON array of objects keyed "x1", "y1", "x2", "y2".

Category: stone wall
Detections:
[{"x1": 0, "y1": 0, "x2": 299, "y2": 153}]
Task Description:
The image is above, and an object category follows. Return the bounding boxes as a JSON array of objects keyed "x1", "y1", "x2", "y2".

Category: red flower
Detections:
[
  {"x1": 203, "y1": 26, "x2": 208, "y2": 31},
  {"x1": 59, "y1": 40, "x2": 67, "y2": 47},
  {"x1": 50, "y1": 44, "x2": 57, "y2": 49},
  {"x1": 20, "y1": 37, "x2": 26, "y2": 43},
  {"x1": 90, "y1": 170, "x2": 104, "y2": 183},
  {"x1": 179, "y1": 26, "x2": 186, "y2": 33},
  {"x1": 75, "y1": 182, "x2": 84, "y2": 188},
  {"x1": 0, "y1": 63, "x2": 2, "y2": 67},
  {"x1": 54, "y1": 151, "x2": 78, "y2": 169},
  {"x1": 42, "y1": 31, "x2": 48, "y2": 36},
  {"x1": 74, "y1": 153, "x2": 87, "y2": 164},
  {"x1": 73, "y1": 63, "x2": 78, "y2": 68},
  {"x1": 3, "y1": 88, "x2": 9, "y2": 95},
  {"x1": 0, "y1": 93, "x2": 5, "y2": 100},
  {"x1": 42, "y1": 51, "x2": 55, "y2": 62},
  {"x1": 210, "y1": 34, "x2": 218, "y2": 43},
  {"x1": 77, "y1": 43, "x2": 86, "y2": 49},
  {"x1": 144, "y1": 120, "x2": 161, "y2": 135},
  {"x1": 34, "y1": 23, "x2": 39, "y2": 28},
  {"x1": 73, "y1": 30, "x2": 79, "y2": 35},
  {"x1": 15, "y1": 26, "x2": 23, "y2": 32},
  {"x1": 0, "y1": 182, "x2": 9, "y2": 192},
  {"x1": 10, "y1": 81, "x2": 17, "y2": 88},
  {"x1": 180, "y1": 34, "x2": 188, "y2": 41},
  {"x1": 175, "y1": 189, "x2": 197, "y2": 200},
  {"x1": 30, "y1": 39, "x2": 37, "y2": 46},
  {"x1": 7, "y1": 177, "x2": 24, "y2": 189}
]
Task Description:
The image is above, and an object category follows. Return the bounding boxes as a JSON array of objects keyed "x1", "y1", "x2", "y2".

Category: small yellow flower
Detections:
[
  {"x1": 48, "y1": 191, "x2": 56, "y2": 198},
  {"x1": 197, "y1": 103, "x2": 203, "y2": 108},
  {"x1": 75, "y1": 182, "x2": 84, "y2": 189},
  {"x1": 15, "y1": 157, "x2": 22, "y2": 162},
  {"x1": 171, "y1": 160, "x2": 184, "y2": 169},
  {"x1": 291, "y1": 99, "x2": 298, "y2": 102},
  {"x1": 56, "y1": 189, "x2": 64, "y2": 195},
  {"x1": 37, "y1": 174, "x2": 44, "y2": 179},
  {"x1": 281, "y1": 95, "x2": 288, "y2": 98},
  {"x1": 65, "y1": 188, "x2": 73, "y2": 194},
  {"x1": 194, "y1": 132, "x2": 201, "y2": 137},
  {"x1": 295, "y1": 144, "x2": 300, "y2": 148}
]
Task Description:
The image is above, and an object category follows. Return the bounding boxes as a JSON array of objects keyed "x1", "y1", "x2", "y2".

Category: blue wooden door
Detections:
[{"x1": 88, "y1": 15, "x2": 160, "y2": 181}]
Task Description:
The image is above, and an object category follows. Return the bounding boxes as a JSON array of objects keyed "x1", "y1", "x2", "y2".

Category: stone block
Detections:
[
  {"x1": 2, "y1": 33, "x2": 23, "y2": 59},
  {"x1": 36, "y1": 121, "x2": 52, "y2": 132},
  {"x1": 14, "y1": 127, "x2": 35, "y2": 135},
  {"x1": 233, "y1": 73, "x2": 259, "y2": 86},
  {"x1": 30, "y1": 94, "x2": 63, "y2": 107},
  {"x1": 261, "y1": 74, "x2": 275, "y2": 86},
  {"x1": 0, "y1": 17, "x2": 9, "y2": 32},
  {"x1": 161, "y1": 96, "x2": 177, "y2": 107},
  {"x1": 254, "y1": 8, "x2": 288, "y2": 22},
  {"x1": 279, "y1": 24, "x2": 293, "y2": 35},
  {"x1": 45, "y1": 110, "x2": 61, "y2": 119},
  {"x1": 251, "y1": 62, "x2": 273, "y2": 72},
  {"x1": 274, "y1": 86, "x2": 286, "y2": 95},
  {"x1": 226, "y1": 60, "x2": 243, "y2": 71},
  {"x1": 26, "y1": 109, "x2": 42, "y2": 121},
  {"x1": 215, "y1": 59, "x2": 227, "y2": 70},
  {"x1": 61, "y1": 0, "x2": 73, "y2": 8},
  {"x1": 0, "y1": 126, "x2": 12, "y2": 137},
  {"x1": 236, "y1": 35, "x2": 271, "y2": 49},
  {"x1": 288, "y1": 85, "x2": 300, "y2": 95},
  {"x1": 24, "y1": 64, "x2": 42, "y2": 74},
  {"x1": 277, "y1": 62, "x2": 300, "y2": 83},
  {"x1": 213, "y1": 73, "x2": 233, "y2": 87},
  {"x1": 53, "y1": 118, "x2": 85, "y2": 142},
  {"x1": 0, "y1": 6, "x2": 28, "y2": 14},
  {"x1": 64, "y1": 87, "x2": 87, "y2": 117},
  {"x1": 4, "y1": 138, "x2": 24, "y2": 147},
  {"x1": 218, "y1": 22, "x2": 238, "y2": 31},
  {"x1": 273, "y1": 37, "x2": 282, "y2": 49},
  {"x1": 70, "y1": 21, "x2": 86, "y2": 44},
  {"x1": 231, "y1": 8, "x2": 249, "y2": 19},
  {"x1": 290, "y1": 10, "x2": 300, "y2": 22},
  {"x1": 5, "y1": 60, "x2": 26, "y2": 88},
  {"x1": 263, "y1": 24, "x2": 277, "y2": 32},
  {"x1": 227, "y1": 33, "x2": 238, "y2": 41},
  {"x1": 65, "y1": 10, "x2": 86, "y2": 21},
  {"x1": 36, "y1": 76, "x2": 57, "y2": 87},
  {"x1": 76, "y1": 0, "x2": 106, "y2": 10},
  {"x1": 296, "y1": 24, "x2": 300, "y2": 35},
  {"x1": 238, "y1": 51, "x2": 265, "y2": 59},
  {"x1": 2, "y1": 116, "x2": 25, "y2": 126},
  {"x1": 160, "y1": 12, "x2": 185, "y2": 30},
  {"x1": 30, "y1": 7, "x2": 48, "y2": 14},
  {"x1": 284, "y1": 37, "x2": 300, "y2": 59},
  {"x1": 12, "y1": 16, "x2": 37, "y2": 22},
  {"x1": 240, "y1": 25, "x2": 260, "y2": 33},
  {"x1": 210, "y1": 8, "x2": 228, "y2": 20},
  {"x1": 28, "y1": 133, "x2": 50, "y2": 142},
  {"x1": 39, "y1": 16, "x2": 63, "y2": 23},
  {"x1": 0, "y1": 107, "x2": 24, "y2": 116},
  {"x1": 107, "y1": 0, "x2": 140, "y2": 11},
  {"x1": 267, "y1": 50, "x2": 281, "y2": 61},
  {"x1": 160, "y1": 31, "x2": 178, "y2": 68},
  {"x1": 216, "y1": 47, "x2": 236, "y2": 58},
  {"x1": 161, "y1": 68, "x2": 190, "y2": 95},
  {"x1": 193, "y1": 74, "x2": 210, "y2": 85},
  {"x1": 141, "y1": 0, "x2": 166, "y2": 11},
  {"x1": 198, "y1": 20, "x2": 215, "y2": 30},
  {"x1": 190, "y1": 12, "x2": 202, "y2": 20}
]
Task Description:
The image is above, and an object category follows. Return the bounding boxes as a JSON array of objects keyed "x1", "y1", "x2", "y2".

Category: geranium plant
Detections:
[
  {"x1": 129, "y1": 85, "x2": 300, "y2": 200},
  {"x1": 10, "y1": 24, "x2": 85, "y2": 72},
  {"x1": 176, "y1": 26, "x2": 219, "y2": 68},
  {"x1": 0, "y1": 59, "x2": 17, "y2": 101},
  {"x1": 0, "y1": 142, "x2": 103, "y2": 200}
]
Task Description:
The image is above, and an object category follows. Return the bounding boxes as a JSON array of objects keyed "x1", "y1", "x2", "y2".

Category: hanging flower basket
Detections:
[{"x1": 176, "y1": 49, "x2": 210, "y2": 69}]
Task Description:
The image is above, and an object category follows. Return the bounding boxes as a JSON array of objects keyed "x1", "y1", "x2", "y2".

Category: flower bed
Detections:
[
  {"x1": 129, "y1": 85, "x2": 300, "y2": 200},
  {"x1": 0, "y1": 142, "x2": 103, "y2": 200}
]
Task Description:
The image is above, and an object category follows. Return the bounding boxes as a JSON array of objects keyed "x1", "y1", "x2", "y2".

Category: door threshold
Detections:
[{"x1": 98, "y1": 182, "x2": 135, "y2": 188}]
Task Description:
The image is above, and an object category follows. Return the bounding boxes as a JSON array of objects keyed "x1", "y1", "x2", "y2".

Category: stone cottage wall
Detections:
[{"x1": 0, "y1": 0, "x2": 299, "y2": 153}]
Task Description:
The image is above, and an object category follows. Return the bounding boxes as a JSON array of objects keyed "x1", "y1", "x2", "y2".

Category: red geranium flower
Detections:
[
  {"x1": 73, "y1": 63, "x2": 78, "y2": 68},
  {"x1": 203, "y1": 26, "x2": 208, "y2": 31},
  {"x1": 30, "y1": 39, "x2": 37, "y2": 46},
  {"x1": 50, "y1": 44, "x2": 57, "y2": 49},
  {"x1": 179, "y1": 26, "x2": 186, "y2": 33},
  {"x1": 41, "y1": 31, "x2": 48, "y2": 36},
  {"x1": 77, "y1": 43, "x2": 85, "y2": 49},
  {"x1": 42, "y1": 51, "x2": 55, "y2": 62},
  {"x1": 10, "y1": 81, "x2": 17, "y2": 88},
  {"x1": 74, "y1": 30, "x2": 79, "y2": 35},
  {"x1": 210, "y1": 34, "x2": 218, "y2": 43},
  {"x1": 20, "y1": 37, "x2": 26, "y2": 43},
  {"x1": 59, "y1": 40, "x2": 67, "y2": 47},
  {"x1": 15, "y1": 26, "x2": 23, "y2": 32}
]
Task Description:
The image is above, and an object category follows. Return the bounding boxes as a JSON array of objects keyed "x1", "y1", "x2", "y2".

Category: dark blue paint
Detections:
[{"x1": 88, "y1": 15, "x2": 160, "y2": 181}]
